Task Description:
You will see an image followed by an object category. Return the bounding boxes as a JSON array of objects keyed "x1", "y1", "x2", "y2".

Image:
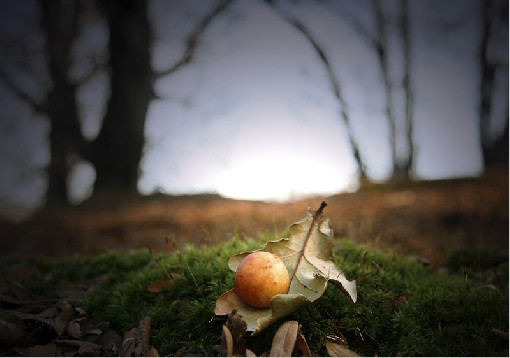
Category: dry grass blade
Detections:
[{"x1": 270, "y1": 320, "x2": 299, "y2": 357}]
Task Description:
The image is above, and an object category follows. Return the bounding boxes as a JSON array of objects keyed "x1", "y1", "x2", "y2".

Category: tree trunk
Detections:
[
  {"x1": 40, "y1": 0, "x2": 82, "y2": 207},
  {"x1": 372, "y1": 0, "x2": 398, "y2": 179},
  {"x1": 479, "y1": 0, "x2": 508, "y2": 167},
  {"x1": 394, "y1": 0, "x2": 414, "y2": 180},
  {"x1": 90, "y1": 0, "x2": 153, "y2": 197}
]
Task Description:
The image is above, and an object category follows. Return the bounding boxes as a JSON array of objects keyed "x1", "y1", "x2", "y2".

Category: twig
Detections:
[{"x1": 154, "y1": 0, "x2": 233, "y2": 79}]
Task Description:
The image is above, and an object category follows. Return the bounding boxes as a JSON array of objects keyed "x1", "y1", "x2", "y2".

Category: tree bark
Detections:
[
  {"x1": 90, "y1": 0, "x2": 153, "y2": 197},
  {"x1": 40, "y1": 0, "x2": 82, "y2": 206}
]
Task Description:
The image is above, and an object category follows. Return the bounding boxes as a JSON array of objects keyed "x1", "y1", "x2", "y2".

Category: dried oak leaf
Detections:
[
  {"x1": 147, "y1": 273, "x2": 184, "y2": 293},
  {"x1": 326, "y1": 341, "x2": 360, "y2": 357},
  {"x1": 215, "y1": 202, "x2": 357, "y2": 334},
  {"x1": 269, "y1": 320, "x2": 299, "y2": 357}
]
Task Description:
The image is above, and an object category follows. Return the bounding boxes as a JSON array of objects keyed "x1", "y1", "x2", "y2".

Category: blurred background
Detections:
[{"x1": 0, "y1": 0, "x2": 507, "y2": 263}]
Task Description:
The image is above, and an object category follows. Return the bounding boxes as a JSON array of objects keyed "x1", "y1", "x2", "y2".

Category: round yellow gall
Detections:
[{"x1": 234, "y1": 251, "x2": 290, "y2": 308}]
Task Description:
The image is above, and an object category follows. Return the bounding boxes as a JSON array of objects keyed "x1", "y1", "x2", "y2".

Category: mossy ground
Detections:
[{"x1": 32, "y1": 232, "x2": 508, "y2": 356}]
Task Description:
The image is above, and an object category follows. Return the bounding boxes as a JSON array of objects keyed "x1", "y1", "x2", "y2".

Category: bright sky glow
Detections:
[{"x1": 139, "y1": 0, "x2": 493, "y2": 200}]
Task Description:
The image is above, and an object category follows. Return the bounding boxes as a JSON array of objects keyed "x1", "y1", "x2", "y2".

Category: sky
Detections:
[{"x1": 0, "y1": 0, "x2": 508, "y2": 219}]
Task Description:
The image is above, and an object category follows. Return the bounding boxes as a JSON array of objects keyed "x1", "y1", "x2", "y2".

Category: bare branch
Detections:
[
  {"x1": 153, "y1": 0, "x2": 233, "y2": 79},
  {"x1": 0, "y1": 68, "x2": 47, "y2": 113},
  {"x1": 320, "y1": 0, "x2": 377, "y2": 47},
  {"x1": 71, "y1": 56, "x2": 108, "y2": 85},
  {"x1": 267, "y1": 5, "x2": 368, "y2": 178}
]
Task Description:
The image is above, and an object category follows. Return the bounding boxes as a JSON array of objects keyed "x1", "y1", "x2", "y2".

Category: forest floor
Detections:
[
  {"x1": 0, "y1": 166, "x2": 508, "y2": 356},
  {"x1": 0, "y1": 166, "x2": 508, "y2": 271}
]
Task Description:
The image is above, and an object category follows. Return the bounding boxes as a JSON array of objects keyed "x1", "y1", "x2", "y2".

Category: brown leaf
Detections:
[
  {"x1": 295, "y1": 331, "x2": 313, "y2": 357},
  {"x1": 55, "y1": 339, "x2": 101, "y2": 356},
  {"x1": 221, "y1": 325, "x2": 234, "y2": 357},
  {"x1": 147, "y1": 273, "x2": 184, "y2": 292},
  {"x1": 0, "y1": 312, "x2": 25, "y2": 345},
  {"x1": 215, "y1": 290, "x2": 240, "y2": 316},
  {"x1": 8, "y1": 310, "x2": 55, "y2": 332},
  {"x1": 145, "y1": 345, "x2": 160, "y2": 357},
  {"x1": 228, "y1": 310, "x2": 249, "y2": 356},
  {"x1": 97, "y1": 328, "x2": 123, "y2": 356},
  {"x1": 326, "y1": 341, "x2": 360, "y2": 357},
  {"x1": 67, "y1": 319, "x2": 82, "y2": 339},
  {"x1": 54, "y1": 301, "x2": 74, "y2": 336},
  {"x1": 25, "y1": 343, "x2": 60, "y2": 357},
  {"x1": 492, "y1": 328, "x2": 509, "y2": 341},
  {"x1": 121, "y1": 316, "x2": 154, "y2": 357},
  {"x1": 135, "y1": 316, "x2": 152, "y2": 356},
  {"x1": 120, "y1": 328, "x2": 137, "y2": 356},
  {"x1": 270, "y1": 321, "x2": 299, "y2": 357}
]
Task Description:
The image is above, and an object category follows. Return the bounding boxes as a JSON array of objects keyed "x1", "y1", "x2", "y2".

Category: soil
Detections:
[{"x1": 0, "y1": 167, "x2": 508, "y2": 270}]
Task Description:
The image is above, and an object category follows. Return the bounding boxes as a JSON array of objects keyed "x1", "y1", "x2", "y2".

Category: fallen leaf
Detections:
[
  {"x1": 54, "y1": 301, "x2": 74, "y2": 336},
  {"x1": 295, "y1": 331, "x2": 313, "y2": 357},
  {"x1": 226, "y1": 310, "x2": 248, "y2": 356},
  {"x1": 491, "y1": 328, "x2": 509, "y2": 341},
  {"x1": 216, "y1": 202, "x2": 357, "y2": 333},
  {"x1": 269, "y1": 320, "x2": 299, "y2": 357},
  {"x1": 145, "y1": 345, "x2": 160, "y2": 357},
  {"x1": 120, "y1": 315, "x2": 157, "y2": 357},
  {"x1": 25, "y1": 343, "x2": 60, "y2": 356},
  {"x1": 147, "y1": 273, "x2": 184, "y2": 293},
  {"x1": 120, "y1": 328, "x2": 137, "y2": 356},
  {"x1": 97, "y1": 328, "x2": 123, "y2": 356},
  {"x1": 135, "y1": 316, "x2": 152, "y2": 357},
  {"x1": 67, "y1": 320, "x2": 82, "y2": 339},
  {"x1": 0, "y1": 312, "x2": 25, "y2": 345},
  {"x1": 221, "y1": 325, "x2": 234, "y2": 357},
  {"x1": 326, "y1": 341, "x2": 360, "y2": 357},
  {"x1": 55, "y1": 339, "x2": 101, "y2": 356},
  {"x1": 215, "y1": 289, "x2": 310, "y2": 333}
]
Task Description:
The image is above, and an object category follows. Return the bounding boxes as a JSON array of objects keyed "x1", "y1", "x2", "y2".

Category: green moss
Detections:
[{"x1": 31, "y1": 235, "x2": 508, "y2": 356}]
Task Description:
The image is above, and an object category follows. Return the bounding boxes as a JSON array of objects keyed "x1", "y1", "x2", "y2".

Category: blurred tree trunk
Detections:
[
  {"x1": 40, "y1": 0, "x2": 82, "y2": 207},
  {"x1": 372, "y1": 0, "x2": 398, "y2": 179},
  {"x1": 372, "y1": 0, "x2": 414, "y2": 182},
  {"x1": 89, "y1": 0, "x2": 153, "y2": 197},
  {"x1": 479, "y1": 0, "x2": 509, "y2": 167},
  {"x1": 483, "y1": 115, "x2": 508, "y2": 166},
  {"x1": 395, "y1": 0, "x2": 414, "y2": 180},
  {"x1": 2, "y1": 0, "x2": 232, "y2": 206}
]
